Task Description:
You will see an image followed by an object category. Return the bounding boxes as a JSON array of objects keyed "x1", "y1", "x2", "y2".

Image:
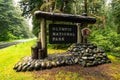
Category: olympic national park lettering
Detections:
[{"x1": 49, "y1": 24, "x2": 77, "y2": 44}]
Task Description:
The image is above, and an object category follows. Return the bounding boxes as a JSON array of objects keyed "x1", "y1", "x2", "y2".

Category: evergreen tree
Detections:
[{"x1": 0, "y1": 0, "x2": 33, "y2": 41}]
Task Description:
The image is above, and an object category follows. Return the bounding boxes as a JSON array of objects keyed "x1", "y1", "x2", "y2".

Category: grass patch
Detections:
[
  {"x1": 107, "y1": 52, "x2": 120, "y2": 62},
  {"x1": 0, "y1": 40, "x2": 35, "y2": 80},
  {"x1": 1, "y1": 40, "x2": 80, "y2": 80}
]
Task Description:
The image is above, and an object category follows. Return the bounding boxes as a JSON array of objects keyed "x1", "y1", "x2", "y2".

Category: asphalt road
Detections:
[{"x1": 0, "y1": 38, "x2": 35, "y2": 49}]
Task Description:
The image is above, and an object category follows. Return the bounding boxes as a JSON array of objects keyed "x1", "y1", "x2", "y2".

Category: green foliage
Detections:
[
  {"x1": 32, "y1": 17, "x2": 40, "y2": 37},
  {"x1": 89, "y1": 27, "x2": 120, "y2": 51},
  {"x1": 111, "y1": 0, "x2": 120, "y2": 33},
  {"x1": 0, "y1": 32, "x2": 14, "y2": 41},
  {"x1": 0, "y1": 0, "x2": 33, "y2": 41},
  {"x1": 19, "y1": 0, "x2": 44, "y2": 37},
  {"x1": 20, "y1": 0, "x2": 43, "y2": 17}
]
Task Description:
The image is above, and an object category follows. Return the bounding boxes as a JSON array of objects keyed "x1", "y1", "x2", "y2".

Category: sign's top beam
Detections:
[{"x1": 34, "y1": 11, "x2": 96, "y2": 24}]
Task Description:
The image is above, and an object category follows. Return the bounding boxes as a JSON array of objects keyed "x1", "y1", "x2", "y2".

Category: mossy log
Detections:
[{"x1": 34, "y1": 11, "x2": 96, "y2": 24}]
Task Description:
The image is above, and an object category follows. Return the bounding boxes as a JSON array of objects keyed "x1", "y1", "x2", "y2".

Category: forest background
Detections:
[{"x1": 0, "y1": 0, "x2": 120, "y2": 57}]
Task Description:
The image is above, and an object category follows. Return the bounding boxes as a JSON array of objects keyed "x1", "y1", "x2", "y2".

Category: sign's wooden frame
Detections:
[{"x1": 32, "y1": 11, "x2": 96, "y2": 59}]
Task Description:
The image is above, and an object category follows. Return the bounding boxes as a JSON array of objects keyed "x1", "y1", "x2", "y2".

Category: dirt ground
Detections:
[{"x1": 33, "y1": 61, "x2": 120, "y2": 80}]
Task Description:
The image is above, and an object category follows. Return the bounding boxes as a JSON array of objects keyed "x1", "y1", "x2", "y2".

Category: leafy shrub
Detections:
[
  {"x1": 89, "y1": 27, "x2": 120, "y2": 51},
  {"x1": 113, "y1": 47, "x2": 120, "y2": 52}
]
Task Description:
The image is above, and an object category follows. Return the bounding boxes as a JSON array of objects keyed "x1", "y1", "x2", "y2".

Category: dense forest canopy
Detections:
[{"x1": 0, "y1": 0, "x2": 33, "y2": 41}]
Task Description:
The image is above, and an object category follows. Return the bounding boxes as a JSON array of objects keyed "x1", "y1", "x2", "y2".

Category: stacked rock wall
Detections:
[
  {"x1": 68, "y1": 43, "x2": 111, "y2": 67},
  {"x1": 13, "y1": 43, "x2": 111, "y2": 72}
]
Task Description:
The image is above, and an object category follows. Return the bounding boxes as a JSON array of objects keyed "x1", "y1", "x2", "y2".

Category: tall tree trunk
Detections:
[
  {"x1": 46, "y1": 0, "x2": 50, "y2": 12},
  {"x1": 84, "y1": 0, "x2": 88, "y2": 14},
  {"x1": 60, "y1": 2, "x2": 65, "y2": 12},
  {"x1": 102, "y1": 16, "x2": 106, "y2": 27},
  {"x1": 117, "y1": 25, "x2": 120, "y2": 34},
  {"x1": 51, "y1": 2, "x2": 55, "y2": 12}
]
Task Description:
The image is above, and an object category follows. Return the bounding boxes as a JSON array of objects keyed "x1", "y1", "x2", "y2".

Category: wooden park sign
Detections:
[
  {"x1": 32, "y1": 11, "x2": 96, "y2": 59},
  {"x1": 49, "y1": 24, "x2": 77, "y2": 44}
]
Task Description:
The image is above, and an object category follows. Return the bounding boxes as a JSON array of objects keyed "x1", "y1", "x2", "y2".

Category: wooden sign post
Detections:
[
  {"x1": 77, "y1": 23, "x2": 81, "y2": 43},
  {"x1": 39, "y1": 18, "x2": 47, "y2": 58}
]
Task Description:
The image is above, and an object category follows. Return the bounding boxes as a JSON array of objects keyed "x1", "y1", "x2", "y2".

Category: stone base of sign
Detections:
[{"x1": 13, "y1": 43, "x2": 111, "y2": 72}]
